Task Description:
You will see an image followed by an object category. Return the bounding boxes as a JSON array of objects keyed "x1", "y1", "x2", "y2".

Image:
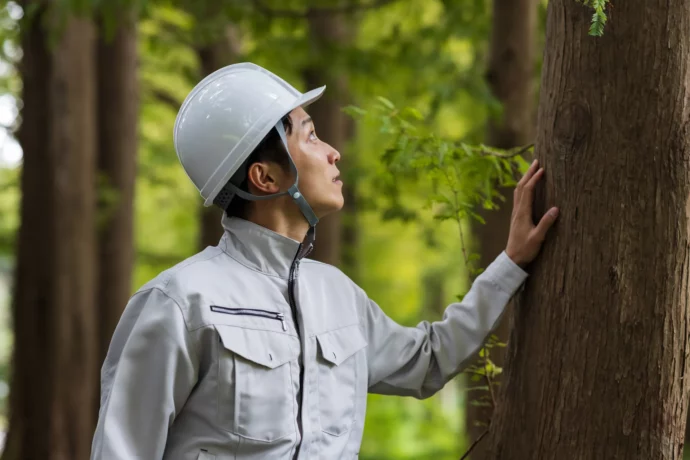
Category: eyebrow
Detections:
[{"x1": 301, "y1": 117, "x2": 313, "y2": 128}]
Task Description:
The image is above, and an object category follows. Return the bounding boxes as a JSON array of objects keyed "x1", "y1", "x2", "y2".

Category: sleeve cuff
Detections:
[{"x1": 484, "y1": 251, "x2": 529, "y2": 296}]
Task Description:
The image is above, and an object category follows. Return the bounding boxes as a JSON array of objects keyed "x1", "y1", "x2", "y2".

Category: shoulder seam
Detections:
[{"x1": 161, "y1": 247, "x2": 226, "y2": 288}]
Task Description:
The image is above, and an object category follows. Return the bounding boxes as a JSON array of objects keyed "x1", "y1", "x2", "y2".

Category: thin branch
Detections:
[
  {"x1": 442, "y1": 165, "x2": 471, "y2": 271},
  {"x1": 479, "y1": 143, "x2": 534, "y2": 159},
  {"x1": 460, "y1": 429, "x2": 489, "y2": 460},
  {"x1": 457, "y1": 209, "x2": 470, "y2": 267},
  {"x1": 150, "y1": 89, "x2": 181, "y2": 112},
  {"x1": 252, "y1": 0, "x2": 400, "y2": 18}
]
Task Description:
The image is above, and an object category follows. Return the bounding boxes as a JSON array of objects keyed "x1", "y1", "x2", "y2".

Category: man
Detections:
[{"x1": 91, "y1": 63, "x2": 559, "y2": 459}]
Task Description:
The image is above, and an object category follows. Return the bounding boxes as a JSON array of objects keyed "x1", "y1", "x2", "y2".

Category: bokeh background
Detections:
[{"x1": 0, "y1": 0, "x2": 563, "y2": 459}]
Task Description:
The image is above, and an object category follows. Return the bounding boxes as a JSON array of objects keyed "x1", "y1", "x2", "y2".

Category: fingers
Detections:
[
  {"x1": 517, "y1": 159, "x2": 540, "y2": 188},
  {"x1": 533, "y1": 207, "x2": 559, "y2": 240},
  {"x1": 521, "y1": 167, "x2": 544, "y2": 210},
  {"x1": 513, "y1": 160, "x2": 539, "y2": 217},
  {"x1": 514, "y1": 160, "x2": 540, "y2": 205}
]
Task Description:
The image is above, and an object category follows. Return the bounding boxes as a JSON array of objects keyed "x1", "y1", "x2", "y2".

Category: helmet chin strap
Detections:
[{"x1": 224, "y1": 120, "x2": 320, "y2": 228}]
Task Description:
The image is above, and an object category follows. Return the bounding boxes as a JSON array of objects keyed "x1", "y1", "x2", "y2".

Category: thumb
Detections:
[{"x1": 534, "y1": 207, "x2": 559, "y2": 240}]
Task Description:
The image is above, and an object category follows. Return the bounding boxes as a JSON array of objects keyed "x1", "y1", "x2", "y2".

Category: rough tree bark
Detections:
[
  {"x1": 465, "y1": 0, "x2": 537, "y2": 456},
  {"x1": 3, "y1": 6, "x2": 98, "y2": 460},
  {"x1": 196, "y1": 25, "x2": 241, "y2": 250},
  {"x1": 487, "y1": 1, "x2": 690, "y2": 458},
  {"x1": 303, "y1": 9, "x2": 353, "y2": 267},
  {"x1": 96, "y1": 13, "x2": 138, "y2": 370}
]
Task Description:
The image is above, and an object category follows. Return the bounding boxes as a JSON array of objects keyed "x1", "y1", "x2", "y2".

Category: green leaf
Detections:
[
  {"x1": 342, "y1": 105, "x2": 368, "y2": 118},
  {"x1": 376, "y1": 96, "x2": 396, "y2": 110},
  {"x1": 401, "y1": 106, "x2": 424, "y2": 121},
  {"x1": 466, "y1": 385, "x2": 490, "y2": 392}
]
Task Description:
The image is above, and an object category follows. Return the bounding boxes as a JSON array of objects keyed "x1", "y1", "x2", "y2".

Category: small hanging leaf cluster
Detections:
[
  {"x1": 577, "y1": 0, "x2": 610, "y2": 36},
  {"x1": 464, "y1": 335, "x2": 505, "y2": 411}
]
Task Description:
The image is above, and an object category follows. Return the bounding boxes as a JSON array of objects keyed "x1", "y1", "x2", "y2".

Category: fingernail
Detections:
[{"x1": 549, "y1": 208, "x2": 559, "y2": 217}]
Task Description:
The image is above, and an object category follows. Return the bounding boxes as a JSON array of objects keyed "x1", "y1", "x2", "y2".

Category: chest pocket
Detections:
[
  {"x1": 316, "y1": 324, "x2": 368, "y2": 436},
  {"x1": 216, "y1": 325, "x2": 300, "y2": 442}
]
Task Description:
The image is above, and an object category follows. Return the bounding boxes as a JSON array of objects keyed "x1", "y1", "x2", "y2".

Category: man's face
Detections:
[{"x1": 283, "y1": 107, "x2": 344, "y2": 218}]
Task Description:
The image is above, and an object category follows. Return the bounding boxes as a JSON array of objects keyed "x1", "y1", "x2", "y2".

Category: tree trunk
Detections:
[
  {"x1": 4, "y1": 7, "x2": 98, "y2": 460},
  {"x1": 465, "y1": 0, "x2": 537, "y2": 456},
  {"x1": 196, "y1": 26, "x2": 241, "y2": 250},
  {"x1": 303, "y1": 9, "x2": 353, "y2": 267},
  {"x1": 487, "y1": 2, "x2": 690, "y2": 459},
  {"x1": 96, "y1": 13, "x2": 138, "y2": 371},
  {"x1": 340, "y1": 112, "x2": 359, "y2": 279}
]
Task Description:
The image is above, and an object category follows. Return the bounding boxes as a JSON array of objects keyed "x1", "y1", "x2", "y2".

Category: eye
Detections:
[{"x1": 309, "y1": 130, "x2": 318, "y2": 141}]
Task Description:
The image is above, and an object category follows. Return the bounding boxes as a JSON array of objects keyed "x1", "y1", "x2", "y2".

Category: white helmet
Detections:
[{"x1": 174, "y1": 62, "x2": 325, "y2": 226}]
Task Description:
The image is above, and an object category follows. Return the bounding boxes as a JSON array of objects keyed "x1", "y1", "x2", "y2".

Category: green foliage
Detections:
[
  {"x1": 577, "y1": 0, "x2": 610, "y2": 36},
  {"x1": 346, "y1": 97, "x2": 528, "y2": 275},
  {"x1": 349, "y1": 96, "x2": 530, "y2": 455}
]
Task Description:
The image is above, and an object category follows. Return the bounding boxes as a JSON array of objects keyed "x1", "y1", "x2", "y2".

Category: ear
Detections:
[{"x1": 246, "y1": 161, "x2": 284, "y2": 195}]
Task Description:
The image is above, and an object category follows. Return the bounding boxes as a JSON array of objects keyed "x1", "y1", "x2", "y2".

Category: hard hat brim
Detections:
[{"x1": 292, "y1": 85, "x2": 326, "y2": 112}]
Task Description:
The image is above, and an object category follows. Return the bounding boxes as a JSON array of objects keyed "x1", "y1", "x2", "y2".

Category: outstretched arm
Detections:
[{"x1": 363, "y1": 160, "x2": 558, "y2": 397}]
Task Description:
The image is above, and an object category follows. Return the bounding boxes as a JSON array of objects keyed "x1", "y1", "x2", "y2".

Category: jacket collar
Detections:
[{"x1": 220, "y1": 214, "x2": 304, "y2": 279}]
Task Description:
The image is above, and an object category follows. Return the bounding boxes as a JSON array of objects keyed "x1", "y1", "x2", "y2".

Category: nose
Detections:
[{"x1": 328, "y1": 144, "x2": 341, "y2": 164}]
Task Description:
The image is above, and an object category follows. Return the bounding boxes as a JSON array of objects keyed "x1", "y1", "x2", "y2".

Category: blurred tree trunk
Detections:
[
  {"x1": 196, "y1": 25, "x2": 241, "y2": 250},
  {"x1": 465, "y1": 0, "x2": 537, "y2": 455},
  {"x1": 423, "y1": 270, "x2": 445, "y2": 317},
  {"x1": 96, "y1": 13, "x2": 138, "y2": 372},
  {"x1": 340, "y1": 110, "x2": 359, "y2": 279},
  {"x1": 303, "y1": 9, "x2": 354, "y2": 267},
  {"x1": 3, "y1": 6, "x2": 98, "y2": 460},
  {"x1": 487, "y1": 1, "x2": 690, "y2": 458}
]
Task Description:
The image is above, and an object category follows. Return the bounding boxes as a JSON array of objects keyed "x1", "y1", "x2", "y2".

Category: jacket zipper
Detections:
[
  {"x1": 289, "y1": 256, "x2": 302, "y2": 460},
  {"x1": 210, "y1": 305, "x2": 287, "y2": 331},
  {"x1": 289, "y1": 232, "x2": 313, "y2": 460}
]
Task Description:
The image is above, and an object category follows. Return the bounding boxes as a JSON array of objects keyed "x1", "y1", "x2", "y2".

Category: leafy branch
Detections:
[
  {"x1": 345, "y1": 98, "x2": 528, "y2": 458},
  {"x1": 344, "y1": 97, "x2": 530, "y2": 272},
  {"x1": 577, "y1": 0, "x2": 611, "y2": 36}
]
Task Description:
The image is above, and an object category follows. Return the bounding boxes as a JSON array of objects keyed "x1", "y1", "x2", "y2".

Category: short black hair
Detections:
[{"x1": 223, "y1": 115, "x2": 293, "y2": 219}]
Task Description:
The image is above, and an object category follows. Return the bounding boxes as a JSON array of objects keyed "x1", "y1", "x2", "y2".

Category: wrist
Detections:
[{"x1": 505, "y1": 249, "x2": 525, "y2": 268}]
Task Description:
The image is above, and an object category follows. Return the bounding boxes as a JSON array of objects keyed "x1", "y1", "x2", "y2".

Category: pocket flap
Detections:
[
  {"x1": 316, "y1": 324, "x2": 368, "y2": 366},
  {"x1": 216, "y1": 325, "x2": 299, "y2": 369}
]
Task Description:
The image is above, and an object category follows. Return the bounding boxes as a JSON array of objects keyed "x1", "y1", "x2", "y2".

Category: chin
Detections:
[{"x1": 315, "y1": 197, "x2": 345, "y2": 219}]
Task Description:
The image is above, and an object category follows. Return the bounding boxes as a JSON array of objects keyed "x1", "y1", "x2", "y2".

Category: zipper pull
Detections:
[{"x1": 277, "y1": 313, "x2": 287, "y2": 331}]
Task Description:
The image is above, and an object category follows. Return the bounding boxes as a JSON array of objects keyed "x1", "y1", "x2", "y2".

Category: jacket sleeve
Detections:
[
  {"x1": 90, "y1": 288, "x2": 198, "y2": 460},
  {"x1": 362, "y1": 251, "x2": 527, "y2": 398}
]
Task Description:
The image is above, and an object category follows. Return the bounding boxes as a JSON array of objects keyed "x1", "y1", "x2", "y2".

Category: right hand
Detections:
[{"x1": 504, "y1": 159, "x2": 559, "y2": 268}]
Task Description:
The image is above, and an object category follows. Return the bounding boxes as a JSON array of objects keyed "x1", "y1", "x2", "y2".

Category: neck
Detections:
[{"x1": 245, "y1": 197, "x2": 311, "y2": 243}]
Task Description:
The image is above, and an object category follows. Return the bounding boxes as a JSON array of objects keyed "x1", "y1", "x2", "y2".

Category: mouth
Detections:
[{"x1": 332, "y1": 173, "x2": 342, "y2": 184}]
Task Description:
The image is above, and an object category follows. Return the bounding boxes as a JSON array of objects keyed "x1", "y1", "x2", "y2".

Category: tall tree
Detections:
[
  {"x1": 96, "y1": 12, "x2": 138, "y2": 370},
  {"x1": 487, "y1": 1, "x2": 690, "y2": 458},
  {"x1": 3, "y1": 6, "x2": 98, "y2": 460},
  {"x1": 466, "y1": 0, "x2": 537, "y2": 454},
  {"x1": 303, "y1": 9, "x2": 354, "y2": 267},
  {"x1": 196, "y1": 24, "x2": 241, "y2": 250}
]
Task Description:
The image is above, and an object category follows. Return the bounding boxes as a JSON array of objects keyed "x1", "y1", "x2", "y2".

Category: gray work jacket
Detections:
[{"x1": 90, "y1": 215, "x2": 527, "y2": 459}]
